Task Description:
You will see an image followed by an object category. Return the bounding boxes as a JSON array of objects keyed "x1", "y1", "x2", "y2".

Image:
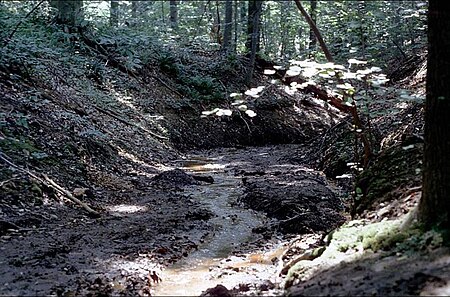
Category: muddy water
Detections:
[{"x1": 153, "y1": 156, "x2": 284, "y2": 296}]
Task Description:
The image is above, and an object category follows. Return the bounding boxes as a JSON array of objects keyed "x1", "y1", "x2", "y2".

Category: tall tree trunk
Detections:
[
  {"x1": 110, "y1": 0, "x2": 119, "y2": 27},
  {"x1": 56, "y1": 0, "x2": 83, "y2": 27},
  {"x1": 309, "y1": 0, "x2": 317, "y2": 50},
  {"x1": 357, "y1": 1, "x2": 366, "y2": 59},
  {"x1": 392, "y1": 1, "x2": 406, "y2": 60},
  {"x1": 161, "y1": 1, "x2": 165, "y2": 24},
  {"x1": 222, "y1": 0, "x2": 233, "y2": 52},
  {"x1": 245, "y1": 0, "x2": 262, "y2": 54},
  {"x1": 280, "y1": 0, "x2": 289, "y2": 58},
  {"x1": 169, "y1": 0, "x2": 178, "y2": 30},
  {"x1": 131, "y1": 1, "x2": 139, "y2": 20},
  {"x1": 234, "y1": 0, "x2": 238, "y2": 52},
  {"x1": 294, "y1": 0, "x2": 333, "y2": 62},
  {"x1": 215, "y1": 0, "x2": 222, "y2": 44},
  {"x1": 418, "y1": 0, "x2": 450, "y2": 230},
  {"x1": 245, "y1": 0, "x2": 262, "y2": 85}
]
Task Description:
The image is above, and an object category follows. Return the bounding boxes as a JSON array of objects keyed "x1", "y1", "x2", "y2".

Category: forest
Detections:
[{"x1": 0, "y1": 0, "x2": 449, "y2": 296}]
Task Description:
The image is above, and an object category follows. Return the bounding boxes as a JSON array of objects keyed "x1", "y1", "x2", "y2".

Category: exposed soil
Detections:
[{"x1": 1, "y1": 37, "x2": 448, "y2": 296}]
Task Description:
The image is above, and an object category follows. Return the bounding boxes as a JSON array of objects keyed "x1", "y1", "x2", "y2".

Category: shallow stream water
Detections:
[{"x1": 153, "y1": 155, "x2": 285, "y2": 296}]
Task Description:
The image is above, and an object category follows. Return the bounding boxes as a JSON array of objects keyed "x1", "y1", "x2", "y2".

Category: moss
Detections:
[
  {"x1": 0, "y1": 137, "x2": 40, "y2": 154},
  {"x1": 30, "y1": 181, "x2": 43, "y2": 197},
  {"x1": 325, "y1": 213, "x2": 445, "y2": 254}
]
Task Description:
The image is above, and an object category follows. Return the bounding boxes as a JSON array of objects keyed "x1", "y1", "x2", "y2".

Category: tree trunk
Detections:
[
  {"x1": 245, "y1": 0, "x2": 262, "y2": 54},
  {"x1": 56, "y1": 0, "x2": 83, "y2": 27},
  {"x1": 293, "y1": 0, "x2": 333, "y2": 62},
  {"x1": 418, "y1": 0, "x2": 450, "y2": 230},
  {"x1": 234, "y1": 0, "x2": 238, "y2": 52},
  {"x1": 280, "y1": 0, "x2": 289, "y2": 58},
  {"x1": 110, "y1": 0, "x2": 119, "y2": 27},
  {"x1": 131, "y1": 1, "x2": 139, "y2": 20},
  {"x1": 357, "y1": 1, "x2": 366, "y2": 59},
  {"x1": 245, "y1": 0, "x2": 262, "y2": 85},
  {"x1": 169, "y1": 0, "x2": 178, "y2": 30},
  {"x1": 309, "y1": 0, "x2": 317, "y2": 50},
  {"x1": 222, "y1": 0, "x2": 233, "y2": 52}
]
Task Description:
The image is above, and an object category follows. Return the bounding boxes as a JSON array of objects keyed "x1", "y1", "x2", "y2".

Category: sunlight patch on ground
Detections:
[
  {"x1": 102, "y1": 256, "x2": 162, "y2": 294},
  {"x1": 111, "y1": 89, "x2": 139, "y2": 111},
  {"x1": 189, "y1": 163, "x2": 227, "y2": 170},
  {"x1": 174, "y1": 156, "x2": 229, "y2": 172},
  {"x1": 115, "y1": 145, "x2": 171, "y2": 171},
  {"x1": 107, "y1": 204, "x2": 148, "y2": 213},
  {"x1": 422, "y1": 277, "x2": 450, "y2": 296}
]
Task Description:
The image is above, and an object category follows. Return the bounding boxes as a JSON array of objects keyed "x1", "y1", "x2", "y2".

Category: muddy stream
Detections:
[
  {"x1": 0, "y1": 145, "x2": 342, "y2": 296},
  {"x1": 153, "y1": 153, "x2": 285, "y2": 295}
]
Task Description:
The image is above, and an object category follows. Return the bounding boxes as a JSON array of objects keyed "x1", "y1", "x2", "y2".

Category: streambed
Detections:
[
  {"x1": 153, "y1": 145, "x2": 345, "y2": 295},
  {"x1": 0, "y1": 145, "x2": 345, "y2": 296}
]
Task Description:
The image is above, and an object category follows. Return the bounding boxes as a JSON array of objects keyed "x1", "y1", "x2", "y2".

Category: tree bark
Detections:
[
  {"x1": 245, "y1": 0, "x2": 262, "y2": 85},
  {"x1": 222, "y1": 0, "x2": 233, "y2": 52},
  {"x1": 110, "y1": 0, "x2": 119, "y2": 27},
  {"x1": 169, "y1": 0, "x2": 178, "y2": 30},
  {"x1": 293, "y1": 0, "x2": 333, "y2": 62},
  {"x1": 309, "y1": 0, "x2": 317, "y2": 50},
  {"x1": 418, "y1": 0, "x2": 450, "y2": 230},
  {"x1": 56, "y1": 0, "x2": 83, "y2": 27},
  {"x1": 245, "y1": 0, "x2": 262, "y2": 54}
]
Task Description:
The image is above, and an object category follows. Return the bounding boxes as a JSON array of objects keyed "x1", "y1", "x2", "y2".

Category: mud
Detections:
[{"x1": 0, "y1": 143, "x2": 346, "y2": 296}]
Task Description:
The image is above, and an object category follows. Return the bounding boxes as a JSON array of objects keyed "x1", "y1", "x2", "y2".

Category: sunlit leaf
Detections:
[
  {"x1": 284, "y1": 86, "x2": 296, "y2": 95},
  {"x1": 302, "y1": 67, "x2": 317, "y2": 78},
  {"x1": 244, "y1": 86, "x2": 265, "y2": 98},
  {"x1": 286, "y1": 66, "x2": 301, "y2": 77},
  {"x1": 202, "y1": 108, "x2": 219, "y2": 116},
  {"x1": 336, "y1": 83, "x2": 354, "y2": 90},
  {"x1": 238, "y1": 104, "x2": 248, "y2": 111},
  {"x1": 264, "y1": 69, "x2": 276, "y2": 75},
  {"x1": 231, "y1": 100, "x2": 245, "y2": 106},
  {"x1": 348, "y1": 58, "x2": 367, "y2": 65},
  {"x1": 215, "y1": 109, "x2": 232, "y2": 116},
  {"x1": 245, "y1": 110, "x2": 257, "y2": 117}
]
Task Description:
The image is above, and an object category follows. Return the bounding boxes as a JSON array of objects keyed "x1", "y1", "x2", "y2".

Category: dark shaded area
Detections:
[
  {"x1": 240, "y1": 168, "x2": 346, "y2": 234},
  {"x1": 355, "y1": 142, "x2": 423, "y2": 216}
]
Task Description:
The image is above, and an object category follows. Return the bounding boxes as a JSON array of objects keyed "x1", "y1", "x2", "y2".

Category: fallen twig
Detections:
[
  {"x1": 153, "y1": 75, "x2": 184, "y2": 98},
  {"x1": 0, "y1": 177, "x2": 19, "y2": 187},
  {"x1": 42, "y1": 174, "x2": 100, "y2": 218},
  {"x1": 92, "y1": 105, "x2": 168, "y2": 140},
  {"x1": 0, "y1": 151, "x2": 100, "y2": 217}
]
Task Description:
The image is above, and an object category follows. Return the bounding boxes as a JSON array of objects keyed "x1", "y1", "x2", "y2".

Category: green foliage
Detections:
[
  {"x1": 157, "y1": 52, "x2": 181, "y2": 76},
  {"x1": 1, "y1": 0, "x2": 427, "y2": 73},
  {"x1": 177, "y1": 75, "x2": 223, "y2": 102}
]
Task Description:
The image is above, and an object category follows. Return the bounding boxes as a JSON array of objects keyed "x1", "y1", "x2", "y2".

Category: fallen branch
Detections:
[
  {"x1": 0, "y1": 152, "x2": 100, "y2": 217},
  {"x1": 92, "y1": 105, "x2": 168, "y2": 140},
  {"x1": 79, "y1": 31, "x2": 140, "y2": 79},
  {"x1": 42, "y1": 174, "x2": 100, "y2": 217},
  {"x1": 0, "y1": 177, "x2": 20, "y2": 187},
  {"x1": 285, "y1": 75, "x2": 373, "y2": 166},
  {"x1": 279, "y1": 246, "x2": 326, "y2": 276},
  {"x1": 153, "y1": 75, "x2": 184, "y2": 98}
]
